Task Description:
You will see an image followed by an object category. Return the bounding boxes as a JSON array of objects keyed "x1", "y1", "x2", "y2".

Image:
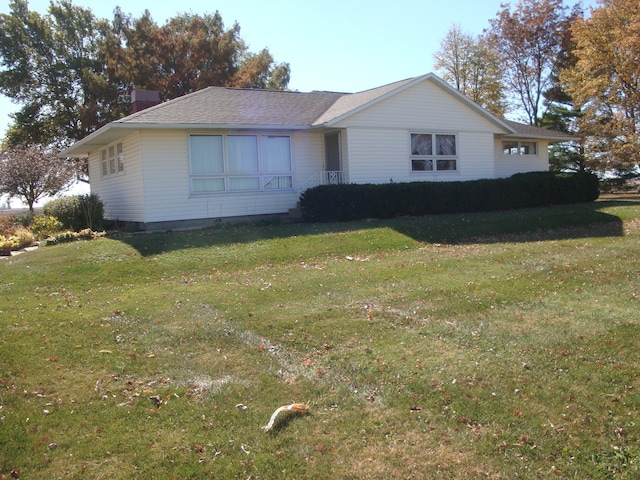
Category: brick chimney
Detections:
[{"x1": 131, "y1": 89, "x2": 161, "y2": 113}]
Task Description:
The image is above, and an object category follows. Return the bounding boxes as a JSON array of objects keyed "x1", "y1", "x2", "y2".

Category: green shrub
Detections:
[
  {"x1": 42, "y1": 231, "x2": 76, "y2": 246},
  {"x1": 41, "y1": 228, "x2": 104, "y2": 247},
  {"x1": 299, "y1": 171, "x2": 600, "y2": 222},
  {"x1": 18, "y1": 213, "x2": 34, "y2": 228},
  {"x1": 30, "y1": 215, "x2": 63, "y2": 239},
  {"x1": 43, "y1": 194, "x2": 104, "y2": 231},
  {"x1": 12, "y1": 227, "x2": 36, "y2": 249}
]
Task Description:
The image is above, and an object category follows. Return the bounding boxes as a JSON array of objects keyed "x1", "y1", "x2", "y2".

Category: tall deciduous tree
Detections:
[
  {"x1": 103, "y1": 10, "x2": 290, "y2": 102},
  {"x1": 0, "y1": 0, "x2": 115, "y2": 147},
  {"x1": 0, "y1": 2, "x2": 290, "y2": 148},
  {"x1": 434, "y1": 24, "x2": 506, "y2": 117},
  {"x1": 487, "y1": 0, "x2": 578, "y2": 126},
  {"x1": 563, "y1": 0, "x2": 640, "y2": 173},
  {"x1": 0, "y1": 144, "x2": 78, "y2": 213},
  {"x1": 539, "y1": 4, "x2": 586, "y2": 173}
]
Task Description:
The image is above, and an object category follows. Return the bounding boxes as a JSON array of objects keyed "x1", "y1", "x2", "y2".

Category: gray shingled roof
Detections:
[
  {"x1": 503, "y1": 120, "x2": 578, "y2": 141},
  {"x1": 120, "y1": 87, "x2": 344, "y2": 127}
]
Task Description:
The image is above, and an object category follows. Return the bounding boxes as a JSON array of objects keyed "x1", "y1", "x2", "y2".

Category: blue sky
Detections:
[{"x1": 0, "y1": 0, "x2": 598, "y2": 139}]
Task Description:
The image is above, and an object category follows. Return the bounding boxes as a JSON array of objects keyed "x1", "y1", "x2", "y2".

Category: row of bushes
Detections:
[{"x1": 299, "y1": 172, "x2": 600, "y2": 222}]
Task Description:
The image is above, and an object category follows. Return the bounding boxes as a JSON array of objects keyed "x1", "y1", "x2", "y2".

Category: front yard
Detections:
[{"x1": 1, "y1": 199, "x2": 639, "y2": 479}]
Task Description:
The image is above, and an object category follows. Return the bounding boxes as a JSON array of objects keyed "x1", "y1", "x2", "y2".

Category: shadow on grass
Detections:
[{"x1": 116, "y1": 200, "x2": 633, "y2": 257}]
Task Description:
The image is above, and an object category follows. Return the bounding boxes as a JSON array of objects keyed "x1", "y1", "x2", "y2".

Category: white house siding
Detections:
[
  {"x1": 333, "y1": 80, "x2": 505, "y2": 184},
  {"x1": 344, "y1": 128, "x2": 497, "y2": 184},
  {"x1": 138, "y1": 130, "x2": 189, "y2": 223},
  {"x1": 494, "y1": 138, "x2": 550, "y2": 178},
  {"x1": 90, "y1": 131, "x2": 146, "y2": 222},
  {"x1": 137, "y1": 130, "x2": 322, "y2": 223},
  {"x1": 292, "y1": 131, "x2": 325, "y2": 191}
]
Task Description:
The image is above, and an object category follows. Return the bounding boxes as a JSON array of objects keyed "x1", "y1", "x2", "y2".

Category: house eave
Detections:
[
  {"x1": 502, "y1": 132, "x2": 581, "y2": 142},
  {"x1": 59, "y1": 122, "x2": 310, "y2": 157}
]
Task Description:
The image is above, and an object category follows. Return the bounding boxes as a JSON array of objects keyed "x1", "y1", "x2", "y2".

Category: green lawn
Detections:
[{"x1": 1, "y1": 198, "x2": 640, "y2": 479}]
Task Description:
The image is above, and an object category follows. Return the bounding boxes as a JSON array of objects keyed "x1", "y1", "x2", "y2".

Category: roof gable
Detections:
[
  {"x1": 311, "y1": 76, "x2": 418, "y2": 125},
  {"x1": 312, "y1": 73, "x2": 514, "y2": 134}
]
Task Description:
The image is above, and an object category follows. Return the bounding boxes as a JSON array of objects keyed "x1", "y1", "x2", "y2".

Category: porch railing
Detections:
[{"x1": 300, "y1": 171, "x2": 346, "y2": 191}]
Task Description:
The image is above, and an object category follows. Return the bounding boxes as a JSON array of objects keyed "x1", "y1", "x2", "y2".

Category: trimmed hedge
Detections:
[
  {"x1": 299, "y1": 171, "x2": 599, "y2": 222},
  {"x1": 43, "y1": 194, "x2": 104, "y2": 231}
]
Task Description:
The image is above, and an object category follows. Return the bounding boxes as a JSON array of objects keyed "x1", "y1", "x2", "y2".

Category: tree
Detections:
[
  {"x1": 562, "y1": 0, "x2": 640, "y2": 174},
  {"x1": 434, "y1": 24, "x2": 506, "y2": 117},
  {"x1": 233, "y1": 48, "x2": 291, "y2": 90},
  {"x1": 487, "y1": 0, "x2": 578, "y2": 126},
  {"x1": 1, "y1": 2, "x2": 291, "y2": 148},
  {"x1": 103, "y1": 10, "x2": 290, "y2": 102},
  {"x1": 0, "y1": 0, "x2": 116, "y2": 147},
  {"x1": 0, "y1": 144, "x2": 78, "y2": 213},
  {"x1": 539, "y1": 4, "x2": 587, "y2": 173}
]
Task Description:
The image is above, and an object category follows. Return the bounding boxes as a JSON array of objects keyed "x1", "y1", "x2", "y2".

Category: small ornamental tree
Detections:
[{"x1": 0, "y1": 144, "x2": 78, "y2": 213}]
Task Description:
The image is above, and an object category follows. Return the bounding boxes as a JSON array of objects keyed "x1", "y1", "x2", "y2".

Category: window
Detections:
[
  {"x1": 502, "y1": 140, "x2": 537, "y2": 155},
  {"x1": 411, "y1": 133, "x2": 457, "y2": 172},
  {"x1": 189, "y1": 134, "x2": 293, "y2": 193},
  {"x1": 101, "y1": 142, "x2": 124, "y2": 177}
]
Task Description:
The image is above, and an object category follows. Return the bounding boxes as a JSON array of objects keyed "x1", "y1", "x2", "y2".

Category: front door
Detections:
[{"x1": 324, "y1": 132, "x2": 341, "y2": 172}]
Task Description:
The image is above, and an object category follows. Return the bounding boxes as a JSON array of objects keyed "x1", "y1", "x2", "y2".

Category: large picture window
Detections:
[
  {"x1": 410, "y1": 133, "x2": 457, "y2": 172},
  {"x1": 189, "y1": 134, "x2": 293, "y2": 193}
]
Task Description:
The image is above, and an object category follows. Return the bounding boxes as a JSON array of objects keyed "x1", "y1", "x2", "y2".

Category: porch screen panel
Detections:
[
  {"x1": 190, "y1": 136, "x2": 223, "y2": 174},
  {"x1": 262, "y1": 136, "x2": 291, "y2": 172},
  {"x1": 228, "y1": 136, "x2": 258, "y2": 173}
]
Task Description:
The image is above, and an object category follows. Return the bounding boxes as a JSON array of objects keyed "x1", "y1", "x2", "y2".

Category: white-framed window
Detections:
[
  {"x1": 410, "y1": 133, "x2": 458, "y2": 172},
  {"x1": 101, "y1": 142, "x2": 124, "y2": 177},
  {"x1": 189, "y1": 134, "x2": 293, "y2": 193},
  {"x1": 502, "y1": 140, "x2": 537, "y2": 155}
]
